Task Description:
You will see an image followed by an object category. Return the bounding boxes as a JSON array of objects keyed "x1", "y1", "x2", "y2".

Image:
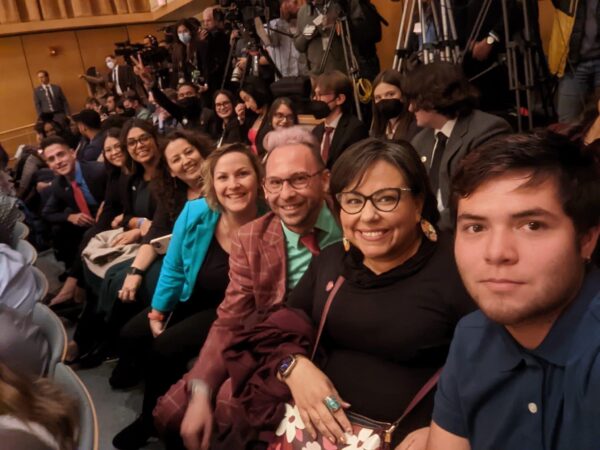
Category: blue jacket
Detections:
[{"x1": 151, "y1": 198, "x2": 220, "y2": 312}]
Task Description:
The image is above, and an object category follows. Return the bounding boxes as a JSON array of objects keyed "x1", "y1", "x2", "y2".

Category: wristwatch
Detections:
[
  {"x1": 127, "y1": 266, "x2": 145, "y2": 276},
  {"x1": 277, "y1": 354, "x2": 299, "y2": 380}
]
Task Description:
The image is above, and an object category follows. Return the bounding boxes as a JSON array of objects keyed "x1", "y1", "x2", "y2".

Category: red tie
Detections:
[
  {"x1": 321, "y1": 126, "x2": 334, "y2": 164},
  {"x1": 71, "y1": 181, "x2": 92, "y2": 217},
  {"x1": 300, "y1": 230, "x2": 320, "y2": 256}
]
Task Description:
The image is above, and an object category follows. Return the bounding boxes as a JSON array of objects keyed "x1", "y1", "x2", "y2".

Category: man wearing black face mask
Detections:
[
  {"x1": 132, "y1": 55, "x2": 217, "y2": 132},
  {"x1": 311, "y1": 70, "x2": 368, "y2": 168},
  {"x1": 370, "y1": 70, "x2": 420, "y2": 142}
]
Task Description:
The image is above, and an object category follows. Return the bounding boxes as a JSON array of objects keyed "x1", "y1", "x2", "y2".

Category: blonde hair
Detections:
[
  {"x1": 0, "y1": 363, "x2": 79, "y2": 450},
  {"x1": 200, "y1": 143, "x2": 264, "y2": 211}
]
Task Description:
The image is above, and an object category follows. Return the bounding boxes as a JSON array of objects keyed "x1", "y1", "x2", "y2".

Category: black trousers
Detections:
[
  {"x1": 119, "y1": 299, "x2": 218, "y2": 427},
  {"x1": 50, "y1": 222, "x2": 87, "y2": 269}
]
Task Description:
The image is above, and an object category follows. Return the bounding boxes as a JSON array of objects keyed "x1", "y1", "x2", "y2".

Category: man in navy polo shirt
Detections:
[{"x1": 426, "y1": 131, "x2": 600, "y2": 450}]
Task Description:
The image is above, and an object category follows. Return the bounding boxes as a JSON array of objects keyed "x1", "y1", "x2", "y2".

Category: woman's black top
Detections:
[
  {"x1": 287, "y1": 234, "x2": 474, "y2": 438},
  {"x1": 116, "y1": 172, "x2": 157, "y2": 230},
  {"x1": 188, "y1": 237, "x2": 230, "y2": 308}
]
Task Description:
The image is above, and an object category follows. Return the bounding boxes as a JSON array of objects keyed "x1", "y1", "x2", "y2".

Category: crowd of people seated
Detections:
[{"x1": 1, "y1": 1, "x2": 599, "y2": 449}]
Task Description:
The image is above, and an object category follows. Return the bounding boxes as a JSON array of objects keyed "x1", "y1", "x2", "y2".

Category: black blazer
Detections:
[
  {"x1": 41, "y1": 161, "x2": 107, "y2": 223},
  {"x1": 312, "y1": 112, "x2": 369, "y2": 168}
]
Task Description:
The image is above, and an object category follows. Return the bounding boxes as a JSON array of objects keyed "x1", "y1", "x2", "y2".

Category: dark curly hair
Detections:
[
  {"x1": 401, "y1": 61, "x2": 479, "y2": 119},
  {"x1": 154, "y1": 129, "x2": 214, "y2": 220}
]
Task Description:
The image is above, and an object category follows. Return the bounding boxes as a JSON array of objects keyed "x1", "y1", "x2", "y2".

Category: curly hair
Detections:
[
  {"x1": 154, "y1": 129, "x2": 214, "y2": 220},
  {"x1": 0, "y1": 363, "x2": 79, "y2": 450},
  {"x1": 401, "y1": 61, "x2": 479, "y2": 119}
]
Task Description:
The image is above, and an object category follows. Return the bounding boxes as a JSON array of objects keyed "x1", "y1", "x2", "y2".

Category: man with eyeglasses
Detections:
[
  {"x1": 154, "y1": 126, "x2": 341, "y2": 449},
  {"x1": 312, "y1": 71, "x2": 368, "y2": 169}
]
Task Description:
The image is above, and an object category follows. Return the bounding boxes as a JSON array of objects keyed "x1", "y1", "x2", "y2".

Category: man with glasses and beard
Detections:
[{"x1": 153, "y1": 126, "x2": 341, "y2": 449}]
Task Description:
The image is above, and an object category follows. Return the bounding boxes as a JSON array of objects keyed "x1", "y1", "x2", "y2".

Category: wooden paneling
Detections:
[
  {"x1": 0, "y1": 36, "x2": 37, "y2": 131},
  {"x1": 21, "y1": 31, "x2": 86, "y2": 112},
  {"x1": 126, "y1": 22, "x2": 169, "y2": 43},
  {"x1": 76, "y1": 26, "x2": 129, "y2": 75}
]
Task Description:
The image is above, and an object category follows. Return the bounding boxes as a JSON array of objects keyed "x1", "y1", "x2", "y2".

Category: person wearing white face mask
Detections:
[
  {"x1": 104, "y1": 54, "x2": 138, "y2": 96},
  {"x1": 170, "y1": 19, "x2": 204, "y2": 88}
]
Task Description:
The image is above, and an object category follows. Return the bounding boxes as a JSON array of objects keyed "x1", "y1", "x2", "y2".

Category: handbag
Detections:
[{"x1": 268, "y1": 276, "x2": 442, "y2": 450}]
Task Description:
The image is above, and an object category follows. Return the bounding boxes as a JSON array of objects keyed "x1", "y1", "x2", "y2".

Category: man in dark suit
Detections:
[
  {"x1": 33, "y1": 70, "x2": 70, "y2": 124},
  {"x1": 72, "y1": 109, "x2": 104, "y2": 161},
  {"x1": 312, "y1": 70, "x2": 369, "y2": 169},
  {"x1": 40, "y1": 136, "x2": 106, "y2": 271},
  {"x1": 152, "y1": 126, "x2": 342, "y2": 450},
  {"x1": 403, "y1": 62, "x2": 512, "y2": 230},
  {"x1": 105, "y1": 54, "x2": 139, "y2": 97}
]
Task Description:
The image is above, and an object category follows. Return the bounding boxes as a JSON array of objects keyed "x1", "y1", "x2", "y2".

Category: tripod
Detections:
[
  {"x1": 463, "y1": 0, "x2": 555, "y2": 131},
  {"x1": 392, "y1": 0, "x2": 459, "y2": 72},
  {"x1": 318, "y1": 15, "x2": 364, "y2": 121}
]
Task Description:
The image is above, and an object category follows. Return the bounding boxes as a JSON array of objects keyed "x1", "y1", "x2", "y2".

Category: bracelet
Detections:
[
  {"x1": 136, "y1": 218, "x2": 145, "y2": 229},
  {"x1": 147, "y1": 309, "x2": 165, "y2": 321}
]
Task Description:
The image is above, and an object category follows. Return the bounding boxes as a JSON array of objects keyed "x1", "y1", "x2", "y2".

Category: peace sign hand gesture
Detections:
[{"x1": 130, "y1": 53, "x2": 155, "y2": 89}]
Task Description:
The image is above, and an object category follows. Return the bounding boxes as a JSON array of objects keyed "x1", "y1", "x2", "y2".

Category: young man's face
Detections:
[
  {"x1": 454, "y1": 172, "x2": 598, "y2": 327},
  {"x1": 44, "y1": 143, "x2": 76, "y2": 177}
]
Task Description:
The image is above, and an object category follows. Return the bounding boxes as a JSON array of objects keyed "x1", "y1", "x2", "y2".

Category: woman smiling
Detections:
[{"x1": 111, "y1": 143, "x2": 264, "y2": 449}]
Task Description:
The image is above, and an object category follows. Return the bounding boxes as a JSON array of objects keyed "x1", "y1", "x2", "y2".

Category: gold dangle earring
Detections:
[
  {"x1": 420, "y1": 218, "x2": 438, "y2": 242},
  {"x1": 342, "y1": 237, "x2": 351, "y2": 252}
]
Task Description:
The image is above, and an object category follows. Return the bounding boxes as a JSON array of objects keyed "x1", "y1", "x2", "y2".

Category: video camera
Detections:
[{"x1": 114, "y1": 40, "x2": 170, "y2": 68}]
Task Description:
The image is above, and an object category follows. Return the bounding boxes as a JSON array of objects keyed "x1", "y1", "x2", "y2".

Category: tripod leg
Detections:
[
  {"x1": 443, "y1": 0, "x2": 461, "y2": 63},
  {"x1": 393, "y1": 0, "x2": 413, "y2": 70},
  {"x1": 501, "y1": 0, "x2": 522, "y2": 131},
  {"x1": 340, "y1": 18, "x2": 363, "y2": 121},
  {"x1": 317, "y1": 25, "x2": 337, "y2": 75}
]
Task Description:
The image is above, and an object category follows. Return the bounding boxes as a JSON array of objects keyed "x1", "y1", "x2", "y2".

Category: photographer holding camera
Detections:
[{"x1": 197, "y1": 7, "x2": 230, "y2": 102}]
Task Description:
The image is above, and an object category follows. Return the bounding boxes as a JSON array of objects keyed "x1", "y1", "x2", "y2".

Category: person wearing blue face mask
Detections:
[{"x1": 170, "y1": 18, "x2": 204, "y2": 89}]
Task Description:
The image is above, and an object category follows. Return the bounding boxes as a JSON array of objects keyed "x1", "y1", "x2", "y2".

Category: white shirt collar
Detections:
[
  {"x1": 325, "y1": 111, "x2": 342, "y2": 130},
  {"x1": 435, "y1": 118, "x2": 457, "y2": 140}
]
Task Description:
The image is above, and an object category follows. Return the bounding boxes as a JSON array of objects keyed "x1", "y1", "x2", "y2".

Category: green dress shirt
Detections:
[{"x1": 281, "y1": 203, "x2": 342, "y2": 289}]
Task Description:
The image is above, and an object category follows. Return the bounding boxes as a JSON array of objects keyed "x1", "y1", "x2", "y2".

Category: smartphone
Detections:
[{"x1": 150, "y1": 234, "x2": 172, "y2": 255}]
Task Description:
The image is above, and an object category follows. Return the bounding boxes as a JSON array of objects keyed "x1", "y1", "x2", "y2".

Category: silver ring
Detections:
[{"x1": 323, "y1": 395, "x2": 341, "y2": 413}]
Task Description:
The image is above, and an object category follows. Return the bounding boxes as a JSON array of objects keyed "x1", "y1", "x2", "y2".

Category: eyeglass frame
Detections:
[
  {"x1": 335, "y1": 187, "x2": 412, "y2": 214},
  {"x1": 263, "y1": 169, "x2": 325, "y2": 193},
  {"x1": 126, "y1": 133, "x2": 153, "y2": 149}
]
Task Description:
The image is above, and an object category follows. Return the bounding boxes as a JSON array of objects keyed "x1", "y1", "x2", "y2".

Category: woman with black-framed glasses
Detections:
[{"x1": 231, "y1": 138, "x2": 475, "y2": 449}]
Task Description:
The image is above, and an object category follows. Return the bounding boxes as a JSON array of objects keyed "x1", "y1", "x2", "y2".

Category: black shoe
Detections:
[
  {"x1": 75, "y1": 343, "x2": 113, "y2": 369},
  {"x1": 113, "y1": 416, "x2": 155, "y2": 450},
  {"x1": 109, "y1": 359, "x2": 142, "y2": 389}
]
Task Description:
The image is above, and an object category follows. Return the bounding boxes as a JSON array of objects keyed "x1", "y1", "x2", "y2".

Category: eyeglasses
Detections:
[
  {"x1": 274, "y1": 112, "x2": 295, "y2": 122},
  {"x1": 335, "y1": 188, "x2": 412, "y2": 214},
  {"x1": 126, "y1": 133, "x2": 152, "y2": 149},
  {"x1": 263, "y1": 170, "x2": 324, "y2": 193},
  {"x1": 104, "y1": 143, "x2": 122, "y2": 154},
  {"x1": 215, "y1": 101, "x2": 232, "y2": 109}
]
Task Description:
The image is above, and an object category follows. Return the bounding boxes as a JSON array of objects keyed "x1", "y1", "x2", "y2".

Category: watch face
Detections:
[{"x1": 278, "y1": 356, "x2": 294, "y2": 375}]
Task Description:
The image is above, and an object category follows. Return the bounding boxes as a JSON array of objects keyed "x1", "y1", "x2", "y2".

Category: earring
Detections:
[
  {"x1": 342, "y1": 237, "x2": 351, "y2": 252},
  {"x1": 420, "y1": 218, "x2": 438, "y2": 242}
]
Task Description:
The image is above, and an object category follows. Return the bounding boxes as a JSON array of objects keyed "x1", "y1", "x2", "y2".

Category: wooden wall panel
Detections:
[
  {"x1": 0, "y1": 36, "x2": 37, "y2": 132},
  {"x1": 76, "y1": 26, "x2": 129, "y2": 76},
  {"x1": 21, "y1": 31, "x2": 86, "y2": 113},
  {"x1": 126, "y1": 22, "x2": 170, "y2": 43}
]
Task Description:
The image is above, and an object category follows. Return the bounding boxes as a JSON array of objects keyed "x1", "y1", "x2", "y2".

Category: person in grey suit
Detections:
[
  {"x1": 402, "y1": 62, "x2": 512, "y2": 230},
  {"x1": 33, "y1": 70, "x2": 70, "y2": 123},
  {"x1": 294, "y1": 0, "x2": 347, "y2": 75}
]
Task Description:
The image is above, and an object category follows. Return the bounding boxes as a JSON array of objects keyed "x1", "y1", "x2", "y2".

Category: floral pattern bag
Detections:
[{"x1": 268, "y1": 276, "x2": 442, "y2": 450}]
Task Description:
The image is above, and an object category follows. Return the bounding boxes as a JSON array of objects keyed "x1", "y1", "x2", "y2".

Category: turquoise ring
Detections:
[{"x1": 323, "y1": 395, "x2": 341, "y2": 413}]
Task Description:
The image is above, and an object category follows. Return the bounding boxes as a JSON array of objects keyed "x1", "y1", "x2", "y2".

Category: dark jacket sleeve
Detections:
[
  {"x1": 151, "y1": 85, "x2": 185, "y2": 123},
  {"x1": 142, "y1": 197, "x2": 176, "y2": 244},
  {"x1": 41, "y1": 181, "x2": 73, "y2": 223},
  {"x1": 95, "y1": 170, "x2": 123, "y2": 231}
]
